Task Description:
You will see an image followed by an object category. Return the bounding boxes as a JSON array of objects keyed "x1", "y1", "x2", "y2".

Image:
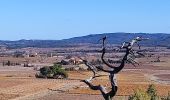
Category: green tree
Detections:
[
  {"x1": 40, "y1": 66, "x2": 51, "y2": 76},
  {"x1": 128, "y1": 89, "x2": 151, "y2": 100},
  {"x1": 129, "y1": 84, "x2": 160, "y2": 100},
  {"x1": 51, "y1": 64, "x2": 68, "y2": 78},
  {"x1": 147, "y1": 84, "x2": 158, "y2": 100},
  {"x1": 38, "y1": 64, "x2": 68, "y2": 78}
]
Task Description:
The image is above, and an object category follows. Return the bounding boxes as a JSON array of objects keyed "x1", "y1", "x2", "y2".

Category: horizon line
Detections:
[{"x1": 0, "y1": 32, "x2": 170, "y2": 41}]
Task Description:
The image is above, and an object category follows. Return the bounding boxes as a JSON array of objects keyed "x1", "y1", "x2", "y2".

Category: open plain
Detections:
[{"x1": 0, "y1": 46, "x2": 170, "y2": 100}]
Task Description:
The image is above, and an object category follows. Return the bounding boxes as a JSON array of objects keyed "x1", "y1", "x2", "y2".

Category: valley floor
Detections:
[{"x1": 0, "y1": 64, "x2": 170, "y2": 100}]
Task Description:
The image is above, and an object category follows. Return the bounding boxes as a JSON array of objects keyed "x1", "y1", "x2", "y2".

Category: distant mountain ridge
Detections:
[
  {"x1": 62, "y1": 33, "x2": 170, "y2": 46},
  {"x1": 0, "y1": 33, "x2": 170, "y2": 49}
]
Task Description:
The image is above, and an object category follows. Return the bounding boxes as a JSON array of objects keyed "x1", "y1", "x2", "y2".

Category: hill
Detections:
[
  {"x1": 62, "y1": 33, "x2": 170, "y2": 46},
  {"x1": 1, "y1": 33, "x2": 170, "y2": 49}
]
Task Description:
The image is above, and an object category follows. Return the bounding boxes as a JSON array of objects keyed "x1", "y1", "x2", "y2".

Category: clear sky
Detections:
[{"x1": 0, "y1": 0, "x2": 170, "y2": 40}]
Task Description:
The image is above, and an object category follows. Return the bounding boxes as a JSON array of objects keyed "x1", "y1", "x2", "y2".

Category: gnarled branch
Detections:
[{"x1": 82, "y1": 36, "x2": 148, "y2": 100}]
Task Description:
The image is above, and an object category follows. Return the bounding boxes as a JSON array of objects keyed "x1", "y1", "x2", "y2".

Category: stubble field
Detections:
[{"x1": 0, "y1": 60, "x2": 170, "y2": 100}]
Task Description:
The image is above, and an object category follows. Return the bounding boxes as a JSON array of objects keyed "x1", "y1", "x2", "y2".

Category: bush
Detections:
[
  {"x1": 37, "y1": 64, "x2": 68, "y2": 79},
  {"x1": 51, "y1": 64, "x2": 68, "y2": 78},
  {"x1": 40, "y1": 66, "x2": 51, "y2": 76},
  {"x1": 51, "y1": 64, "x2": 62, "y2": 74},
  {"x1": 128, "y1": 84, "x2": 159, "y2": 100},
  {"x1": 147, "y1": 84, "x2": 158, "y2": 100},
  {"x1": 128, "y1": 89, "x2": 151, "y2": 100}
]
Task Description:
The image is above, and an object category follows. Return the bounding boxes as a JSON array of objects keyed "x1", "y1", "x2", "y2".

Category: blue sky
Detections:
[{"x1": 0, "y1": 0, "x2": 170, "y2": 40}]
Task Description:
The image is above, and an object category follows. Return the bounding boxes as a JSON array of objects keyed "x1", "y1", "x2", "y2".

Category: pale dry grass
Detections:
[
  {"x1": 0, "y1": 56, "x2": 170, "y2": 99},
  {"x1": 69, "y1": 70, "x2": 170, "y2": 96}
]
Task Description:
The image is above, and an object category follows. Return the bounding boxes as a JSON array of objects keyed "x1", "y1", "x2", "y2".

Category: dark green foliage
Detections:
[
  {"x1": 128, "y1": 84, "x2": 159, "y2": 100},
  {"x1": 40, "y1": 66, "x2": 51, "y2": 76},
  {"x1": 51, "y1": 64, "x2": 62, "y2": 74},
  {"x1": 147, "y1": 84, "x2": 158, "y2": 100},
  {"x1": 128, "y1": 89, "x2": 151, "y2": 100},
  {"x1": 51, "y1": 64, "x2": 68, "y2": 78},
  {"x1": 38, "y1": 64, "x2": 68, "y2": 79}
]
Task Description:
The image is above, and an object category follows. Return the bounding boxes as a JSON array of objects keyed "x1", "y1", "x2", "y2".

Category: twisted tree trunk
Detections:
[{"x1": 82, "y1": 36, "x2": 147, "y2": 100}]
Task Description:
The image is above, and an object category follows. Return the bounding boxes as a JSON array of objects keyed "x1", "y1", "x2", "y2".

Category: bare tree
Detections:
[{"x1": 81, "y1": 36, "x2": 148, "y2": 100}]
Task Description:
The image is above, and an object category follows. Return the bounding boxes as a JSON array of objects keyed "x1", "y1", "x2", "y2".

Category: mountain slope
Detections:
[
  {"x1": 61, "y1": 33, "x2": 170, "y2": 46},
  {"x1": 0, "y1": 33, "x2": 170, "y2": 48}
]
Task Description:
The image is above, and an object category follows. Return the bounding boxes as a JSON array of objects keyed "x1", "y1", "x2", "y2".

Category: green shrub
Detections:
[
  {"x1": 51, "y1": 64, "x2": 62, "y2": 74},
  {"x1": 147, "y1": 84, "x2": 158, "y2": 100},
  {"x1": 51, "y1": 64, "x2": 68, "y2": 78},
  {"x1": 129, "y1": 84, "x2": 159, "y2": 100},
  {"x1": 38, "y1": 64, "x2": 68, "y2": 79},
  {"x1": 128, "y1": 89, "x2": 151, "y2": 100},
  {"x1": 40, "y1": 66, "x2": 51, "y2": 76}
]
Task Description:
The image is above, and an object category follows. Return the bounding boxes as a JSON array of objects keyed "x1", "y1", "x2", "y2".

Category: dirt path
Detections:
[
  {"x1": 124, "y1": 69, "x2": 170, "y2": 84},
  {"x1": 144, "y1": 70, "x2": 170, "y2": 84}
]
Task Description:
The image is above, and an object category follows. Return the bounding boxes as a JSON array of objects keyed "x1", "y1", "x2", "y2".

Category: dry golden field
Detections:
[{"x1": 0, "y1": 54, "x2": 170, "y2": 100}]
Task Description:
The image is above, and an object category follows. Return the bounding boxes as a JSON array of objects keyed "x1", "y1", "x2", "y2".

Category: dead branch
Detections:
[{"x1": 82, "y1": 36, "x2": 148, "y2": 100}]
